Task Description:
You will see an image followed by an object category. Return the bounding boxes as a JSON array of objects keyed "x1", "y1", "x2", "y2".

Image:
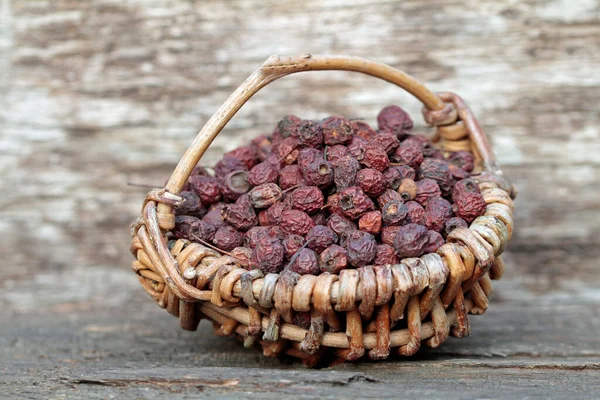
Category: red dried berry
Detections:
[
  {"x1": 356, "y1": 168, "x2": 387, "y2": 197},
  {"x1": 202, "y1": 208, "x2": 226, "y2": 228},
  {"x1": 333, "y1": 155, "x2": 360, "y2": 191},
  {"x1": 383, "y1": 166, "x2": 414, "y2": 190},
  {"x1": 377, "y1": 189, "x2": 404, "y2": 209},
  {"x1": 282, "y1": 234, "x2": 305, "y2": 259},
  {"x1": 258, "y1": 202, "x2": 285, "y2": 226},
  {"x1": 303, "y1": 160, "x2": 334, "y2": 188},
  {"x1": 191, "y1": 166, "x2": 211, "y2": 176},
  {"x1": 374, "y1": 244, "x2": 398, "y2": 265},
  {"x1": 277, "y1": 136, "x2": 299, "y2": 165},
  {"x1": 293, "y1": 311, "x2": 312, "y2": 329},
  {"x1": 325, "y1": 144, "x2": 349, "y2": 164},
  {"x1": 321, "y1": 116, "x2": 353, "y2": 145},
  {"x1": 224, "y1": 145, "x2": 259, "y2": 170},
  {"x1": 189, "y1": 175, "x2": 222, "y2": 205},
  {"x1": 214, "y1": 156, "x2": 248, "y2": 178},
  {"x1": 289, "y1": 248, "x2": 320, "y2": 275},
  {"x1": 245, "y1": 226, "x2": 270, "y2": 248},
  {"x1": 252, "y1": 237, "x2": 284, "y2": 273},
  {"x1": 448, "y1": 163, "x2": 471, "y2": 180},
  {"x1": 248, "y1": 162, "x2": 279, "y2": 186},
  {"x1": 358, "y1": 211, "x2": 383, "y2": 235},
  {"x1": 319, "y1": 245, "x2": 348, "y2": 274},
  {"x1": 405, "y1": 201, "x2": 425, "y2": 225},
  {"x1": 213, "y1": 225, "x2": 244, "y2": 252},
  {"x1": 270, "y1": 130, "x2": 285, "y2": 153},
  {"x1": 231, "y1": 246, "x2": 253, "y2": 270},
  {"x1": 381, "y1": 225, "x2": 402, "y2": 246},
  {"x1": 361, "y1": 142, "x2": 389, "y2": 172},
  {"x1": 426, "y1": 196, "x2": 453, "y2": 220},
  {"x1": 415, "y1": 178, "x2": 442, "y2": 207},
  {"x1": 377, "y1": 105, "x2": 413, "y2": 138},
  {"x1": 221, "y1": 200, "x2": 257, "y2": 231},
  {"x1": 423, "y1": 147, "x2": 444, "y2": 160},
  {"x1": 370, "y1": 133, "x2": 400, "y2": 154},
  {"x1": 452, "y1": 179, "x2": 487, "y2": 223},
  {"x1": 248, "y1": 183, "x2": 283, "y2": 208},
  {"x1": 402, "y1": 134, "x2": 430, "y2": 149},
  {"x1": 290, "y1": 186, "x2": 324, "y2": 214},
  {"x1": 345, "y1": 230, "x2": 377, "y2": 267},
  {"x1": 448, "y1": 150, "x2": 475, "y2": 172},
  {"x1": 298, "y1": 148, "x2": 324, "y2": 170},
  {"x1": 267, "y1": 225, "x2": 286, "y2": 240},
  {"x1": 382, "y1": 200, "x2": 409, "y2": 226},
  {"x1": 391, "y1": 143, "x2": 424, "y2": 169},
  {"x1": 351, "y1": 120, "x2": 376, "y2": 140},
  {"x1": 418, "y1": 158, "x2": 455, "y2": 195},
  {"x1": 393, "y1": 223, "x2": 429, "y2": 259},
  {"x1": 173, "y1": 215, "x2": 217, "y2": 242},
  {"x1": 306, "y1": 225, "x2": 338, "y2": 254},
  {"x1": 251, "y1": 134, "x2": 272, "y2": 162},
  {"x1": 277, "y1": 115, "x2": 301, "y2": 138},
  {"x1": 174, "y1": 191, "x2": 203, "y2": 216},
  {"x1": 423, "y1": 231, "x2": 444, "y2": 254},
  {"x1": 278, "y1": 165, "x2": 305, "y2": 190},
  {"x1": 221, "y1": 170, "x2": 251, "y2": 201},
  {"x1": 444, "y1": 217, "x2": 468, "y2": 236},
  {"x1": 326, "y1": 213, "x2": 357, "y2": 238},
  {"x1": 311, "y1": 212, "x2": 328, "y2": 226},
  {"x1": 294, "y1": 120, "x2": 323, "y2": 148},
  {"x1": 347, "y1": 136, "x2": 368, "y2": 160},
  {"x1": 280, "y1": 210, "x2": 315, "y2": 236},
  {"x1": 338, "y1": 186, "x2": 376, "y2": 220}
]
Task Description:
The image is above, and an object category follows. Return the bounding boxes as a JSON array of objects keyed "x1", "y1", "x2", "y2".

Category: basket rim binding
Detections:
[{"x1": 130, "y1": 54, "x2": 516, "y2": 364}]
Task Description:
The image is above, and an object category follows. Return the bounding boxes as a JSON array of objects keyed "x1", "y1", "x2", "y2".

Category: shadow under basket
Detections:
[{"x1": 130, "y1": 54, "x2": 516, "y2": 367}]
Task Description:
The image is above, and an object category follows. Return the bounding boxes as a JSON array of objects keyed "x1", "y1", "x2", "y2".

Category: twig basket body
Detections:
[{"x1": 130, "y1": 55, "x2": 516, "y2": 366}]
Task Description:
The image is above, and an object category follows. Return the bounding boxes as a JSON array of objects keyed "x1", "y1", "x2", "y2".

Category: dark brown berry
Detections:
[
  {"x1": 381, "y1": 200, "x2": 409, "y2": 226},
  {"x1": 423, "y1": 231, "x2": 444, "y2": 254},
  {"x1": 374, "y1": 244, "x2": 398, "y2": 265},
  {"x1": 213, "y1": 225, "x2": 244, "y2": 252},
  {"x1": 361, "y1": 143, "x2": 389, "y2": 172},
  {"x1": 290, "y1": 186, "x2": 324, "y2": 214},
  {"x1": 452, "y1": 179, "x2": 487, "y2": 223},
  {"x1": 252, "y1": 237, "x2": 284, "y2": 273},
  {"x1": 224, "y1": 145, "x2": 259, "y2": 170},
  {"x1": 174, "y1": 191, "x2": 204, "y2": 216},
  {"x1": 358, "y1": 211, "x2": 383, "y2": 235},
  {"x1": 248, "y1": 183, "x2": 283, "y2": 208},
  {"x1": 423, "y1": 147, "x2": 444, "y2": 160},
  {"x1": 356, "y1": 168, "x2": 387, "y2": 197},
  {"x1": 282, "y1": 234, "x2": 305, "y2": 259},
  {"x1": 277, "y1": 115, "x2": 301, "y2": 138},
  {"x1": 231, "y1": 247, "x2": 253, "y2": 269},
  {"x1": 289, "y1": 248, "x2": 320, "y2": 275},
  {"x1": 294, "y1": 120, "x2": 323, "y2": 148},
  {"x1": 397, "y1": 178, "x2": 417, "y2": 202},
  {"x1": 405, "y1": 201, "x2": 425, "y2": 225},
  {"x1": 415, "y1": 178, "x2": 442, "y2": 207},
  {"x1": 338, "y1": 186, "x2": 376, "y2": 220},
  {"x1": 345, "y1": 230, "x2": 377, "y2": 267},
  {"x1": 277, "y1": 137, "x2": 299, "y2": 165},
  {"x1": 418, "y1": 158, "x2": 455, "y2": 196},
  {"x1": 448, "y1": 151, "x2": 475, "y2": 172},
  {"x1": 377, "y1": 105, "x2": 413, "y2": 138},
  {"x1": 221, "y1": 170, "x2": 251, "y2": 201},
  {"x1": 326, "y1": 213, "x2": 357, "y2": 238},
  {"x1": 377, "y1": 189, "x2": 404, "y2": 209},
  {"x1": 370, "y1": 133, "x2": 399, "y2": 154},
  {"x1": 321, "y1": 116, "x2": 353, "y2": 145},
  {"x1": 251, "y1": 134, "x2": 272, "y2": 162},
  {"x1": 333, "y1": 155, "x2": 360, "y2": 191},
  {"x1": 306, "y1": 225, "x2": 338, "y2": 254},
  {"x1": 280, "y1": 210, "x2": 315, "y2": 236},
  {"x1": 393, "y1": 223, "x2": 429, "y2": 259},
  {"x1": 351, "y1": 120, "x2": 376, "y2": 140},
  {"x1": 173, "y1": 215, "x2": 217, "y2": 242},
  {"x1": 221, "y1": 200, "x2": 257, "y2": 231},
  {"x1": 311, "y1": 212, "x2": 328, "y2": 226},
  {"x1": 248, "y1": 162, "x2": 279, "y2": 186},
  {"x1": 449, "y1": 163, "x2": 471, "y2": 180},
  {"x1": 303, "y1": 160, "x2": 334, "y2": 188},
  {"x1": 444, "y1": 217, "x2": 468, "y2": 236},
  {"x1": 391, "y1": 143, "x2": 424, "y2": 169},
  {"x1": 319, "y1": 245, "x2": 348, "y2": 274},
  {"x1": 214, "y1": 156, "x2": 248, "y2": 178},
  {"x1": 383, "y1": 165, "x2": 415, "y2": 190},
  {"x1": 202, "y1": 208, "x2": 227, "y2": 228},
  {"x1": 189, "y1": 175, "x2": 222, "y2": 205},
  {"x1": 279, "y1": 165, "x2": 305, "y2": 190}
]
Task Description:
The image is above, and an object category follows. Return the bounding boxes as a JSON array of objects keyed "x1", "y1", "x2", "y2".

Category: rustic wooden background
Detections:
[{"x1": 1, "y1": 0, "x2": 599, "y2": 398}]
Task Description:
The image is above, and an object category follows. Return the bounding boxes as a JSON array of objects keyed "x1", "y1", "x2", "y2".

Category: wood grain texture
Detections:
[{"x1": 1, "y1": 0, "x2": 599, "y2": 398}]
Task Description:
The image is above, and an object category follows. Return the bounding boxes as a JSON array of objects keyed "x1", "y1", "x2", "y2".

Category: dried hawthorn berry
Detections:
[
  {"x1": 202, "y1": 208, "x2": 226, "y2": 228},
  {"x1": 268, "y1": 225, "x2": 286, "y2": 241},
  {"x1": 374, "y1": 244, "x2": 398, "y2": 265},
  {"x1": 361, "y1": 142, "x2": 389, "y2": 172},
  {"x1": 448, "y1": 150, "x2": 475, "y2": 172},
  {"x1": 294, "y1": 120, "x2": 323, "y2": 148},
  {"x1": 391, "y1": 143, "x2": 424, "y2": 169},
  {"x1": 415, "y1": 178, "x2": 442, "y2": 207},
  {"x1": 248, "y1": 162, "x2": 279, "y2": 186},
  {"x1": 452, "y1": 179, "x2": 487, "y2": 223},
  {"x1": 189, "y1": 175, "x2": 222, "y2": 205},
  {"x1": 403, "y1": 134, "x2": 430, "y2": 149},
  {"x1": 377, "y1": 105, "x2": 413, "y2": 138},
  {"x1": 325, "y1": 193, "x2": 342, "y2": 215},
  {"x1": 298, "y1": 148, "x2": 324, "y2": 170},
  {"x1": 370, "y1": 132, "x2": 399, "y2": 154},
  {"x1": 347, "y1": 136, "x2": 368, "y2": 160},
  {"x1": 306, "y1": 225, "x2": 338, "y2": 254},
  {"x1": 174, "y1": 191, "x2": 203, "y2": 216},
  {"x1": 423, "y1": 231, "x2": 444, "y2": 253},
  {"x1": 381, "y1": 225, "x2": 402, "y2": 246},
  {"x1": 351, "y1": 120, "x2": 377, "y2": 140},
  {"x1": 423, "y1": 197, "x2": 453, "y2": 232},
  {"x1": 231, "y1": 247, "x2": 253, "y2": 270},
  {"x1": 397, "y1": 178, "x2": 417, "y2": 202},
  {"x1": 252, "y1": 237, "x2": 284, "y2": 273},
  {"x1": 393, "y1": 223, "x2": 430, "y2": 259},
  {"x1": 173, "y1": 215, "x2": 217, "y2": 242},
  {"x1": 418, "y1": 158, "x2": 454, "y2": 195},
  {"x1": 249, "y1": 183, "x2": 283, "y2": 208},
  {"x1": 282, "y1": 234, "x2": 305, "y2": 259},
  {"x1": 338, "y1": 186, "x2": 375, "y2": 220},
  {"x1": 214, "y1": 156, "x2": 248, "y2": 178},
  {"x1": 326, "y1": 213, "x2": 357, "y2": 238},
  {"x1": 221, "y1": 199, "x2": 257, "y2": 231},
  {"x1": 345, "y1": 230, "x2": 377, "y2": 267},
  {"x1": 280, "y1": 210, "x2": 314, "y2": 236},
  {"x1": 224, "y1": 145, "x2": 259, "y2": 170},
  {"x1": 277, "y1": 115, "x2": 301, "y2": 138},
  {"x1": 356, "y1": 168, "x2": 387, "y2": 197},
  {"x1": 325, "y1": 144, "x2": 349, "y2": 164},
  {"x1": 449, "y1": 163, "x2": 471, "y2": 179},
  {"x1": 245, "y1": 226, "x2": 270, "y2": 248},
  {"x1": 319, "y1": 245, "x2": 348, "y2": 274},
  {"x1": 423, "y1": 147, "x2": 444, "y2": 160},
  {"x1": 333, "y1": 155, "x2": 360, "y2": 191},
  {"x1": 191, "y1": 166, "x2": 210, "y2": 176},
  {"x1": 311, "y1": 212, "x2": 328, "y2": 226},
  {"x1": 251, "y1": 134, "x2": 272, "y2": 162},
  {"x1": 277, "y1": 136, "x2": 299, "y2": 165},
  {"x1": 289, "y1": 248, "x2": 320, "y2": 275},
  {"x1": 444, "y1": 216, "x2": 468, "y2": 236},
  {"x1": 303, "y1": 160, "x2": 334, "y2": 188},
  {"x1": 377, "y1": 189, "x2": 403, "y2": 208},
  {"x1": 290, "y1": 186, "x2": 324, "y2": 214},
  {"x1": 358, "y1": 211, "x2": 383, "y2": 235},
  {"x1": 270, "y1": 130, "x2": 285, "y2": 153},
  {"x1": 279, "y1": 165, "x2": 305, "y2": 190},
  {"x1": 382, "y1": 200, "x2": 409, "y2": 226},
  {"x1": 293, "y1": 311, "x2": 312, "y2": 329},
  {"x1": 213, "y1": 225, "x2": 244, "y2": 252},
  {"x1": 258, "y1": 202, "x2": 285, "y2": 226},
  {"x1": 321, "y1": 116, "x2": 353, "y2": 145},
  {"x1": 405, "y1": 201, "x2": 425, "y2": 225},
  {"x1": 383, "y1": 165, "x2": 415, "y2": 190},
  {"x1": 221, "y1": 170, "x2": 251, "y2": 201}
]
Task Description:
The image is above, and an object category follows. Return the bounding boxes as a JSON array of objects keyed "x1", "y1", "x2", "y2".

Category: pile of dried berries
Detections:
[{"x1": 171, "y1": 105, "x2": 487, "y2": 276}]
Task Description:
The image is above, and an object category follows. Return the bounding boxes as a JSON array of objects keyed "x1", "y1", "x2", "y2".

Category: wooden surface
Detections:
[{"x1": 1, "y1": 0, "x2": 599, "y2": 398}]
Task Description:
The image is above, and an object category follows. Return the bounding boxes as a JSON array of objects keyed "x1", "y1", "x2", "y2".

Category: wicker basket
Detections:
[{"x1": 130, "y1": 54, "x2": 516, "y2": 366}]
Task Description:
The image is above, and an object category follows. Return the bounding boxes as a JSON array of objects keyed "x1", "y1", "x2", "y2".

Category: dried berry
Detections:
[
  {"x1": 258, "y1": 202, "x2": 285, "y2": 226},
  {"x1": 321, "y1": 116, "x2": 353, "y2": 145},
  {"x1": 403, "y1": 134, "x2": 430, "y2": 149},
  {"x1": 374, "y1": 244, "x2": 398, "y2": 265},
  {"x1": 418, "y1": 158, "x2": 454, "y2": 195},
  {"x1": 356, "y1": 168, "x2": 387, "y2": 197},
  {"x1": 279, "y1": 165, "x2": 305, "y2": 190},
  {"x1": 282, "y1": 234, "x2": 305, "y2": 259},
  {"x1": 277, "y1": 137, "x2": 299, "y2": 165},
  {"x1": 351, "y1": 120, "x2": 376, "y2": 140},
  {"x1": 174, "y1": 191, "x2": 204, "y2": 216},
  {"x1": 333, "y1": 155, "x2": 360, "y2": 191},
  {"x1": 252, "y1": 237, "x2": 284, "y2": 273},
  {"x1": 303, "y1": 160, "x2": 334, "y2": 188},
  {"x1": 423, "y1": 147, "x2": 444, "y2": 160},
  {"x1": 415, "y1": 178, "x2": 442, "y2": 207},
  {"x1": 358, "y1": 211, "x2": 383, "y2": 235},
  {"x1": 294, "y1": 120, "x2": 323, "y2": 148},
  {"x1": 306, "y1": 225, "x2": 338, "y2": 254},
  {"x1": 224, "y1": 145, "x2": 259, "y2": 170},
  {"x1": 213, "y1": 225, "x2": 244, "y2": 252},
  {"x1": 214, "y1": 156, "x2": 248, "y2": 178},
  {"x1": 221, "y1": 170, "x2": 251, "y2": 201},
  {"x1": 345, "y1": 230, "x2": 377, "y2": 267},
  {"x1": 280, "y1": 210, "x2": 315, "y2": 236},
  {"x1": 311, "y1": 212, "x2": 328, "y2": 226},
  {"x1": 383, "y1": 165, "x2": 415, "y2": 190},
  {"x1": 245, "y1": 226, "x2": 270, "y2": 248},
  {"x1": 202, "y1": 208, "x2": 226, "y2": 229},
  {"x1": 452, "y1": 179, "x2": 487, "y2": 223},
  {"x1": 267, "y1": 225, "x2": 286, "y2": 241},
  {"x1": 221, "y1": 199, "x2": 257, "y2": 231},
  {"x1": 248, "y1": 183, "x2": 283, "y2": 208},
  {"x1": 370, "y1": 132, "x2": 399, "y2": 154},
  {"x1": 293, "y1": 311, "x2": 312, "y2": 329},
  {"x1": 270, "y1": 130, "x2": 285, "y2": 153},
  {"x1": 361, "y1": 143, "x2": 389, "y2": 171},
  {"x1": 231, "y1": 246, "x2": 253, "y2": 269},
  {"x1": 381, "y1": 225, "x2": 402, "y2": 246},
  {"x1": 289, "y1": 248, "x2": 320, "y2": 275},
  {"x1": 393, "y1": 223, "x2": 430, "y2": 259},
  {"x1": 424, "y1": 231, "x2": 444, "y2": 253},
  {"x1": 426, "y1": 197, "x2": 453, "y2": 218},
  {"x1": 277, "y1": 115, "x2": 301, "y2": 138},
  {"x1": 381, "y1": 200, "x2": 409, "y2": 226},
  {"x1": 377, "y1": 189, "x2": 403, "y2": 209},
  {"x1": 325, "y1": 144, "x2": 349, "y2": 165},
  {"x1": 338, "y1": 186, "x2": 375, "y2": 220},
  {"x1": 347, "y1": 136, "x2": 368, "y2": 160},
  {"x1": 298, "y1": 148, "x2": 324, "y2": 170},
  {"x1": 290, "y1": 186, "x2": 324, "y2": 214},
  {"x1": 397, "y1": 178, "x2": 417, "y2": 202},
  {"x1": 191, "y1": 166, "x2": 210, "y2": 176},
  {"x1": 173, "y1": 215, "x2": 217, "y2": 242},
  {"x1": 448, "y1": 150, "x2": 475, "y2": 172},
  {"x1": 391, "y1": 143, "x2": 424, "y2": 169},
  {"x1": 189, "y1": 175, "x2": 222, "y2": 205},
  {"x1": 251, "y1": 134, "x2": 272, "y2": 161},
  {"x1": 377, "y1": 105, "x2": 413, "y2": 138},
  {"x1": 326, "y1": 213, "x2": 357, "y2": 238},
  {"x1": 444, "y1": 217, "x2": 468, "y2": 236},
  {"x1": 319, "y1": 245, "x2": 348, "y2": 274},
  {"x1": 405, "y1": 201, "x2": 425, "y2": 224},
  {"x1": 248, "y1": 162, "x2": 279, "y2": 186},
  {"x1": 449, "y1": 163, "x2": 471, "y2": 180}
]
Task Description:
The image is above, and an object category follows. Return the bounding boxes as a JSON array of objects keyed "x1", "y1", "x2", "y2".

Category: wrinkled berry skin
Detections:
[
  {"x1": 452, "y1": 179, "x2": 487, "y2": 223},
  {"x1": 415, "y1": 178, "x2": 442, "y2": 207},
  {"x1": 252, "y1": 237, "x2": 284, "y2": 273},
  {"x1": 325, "y1": 144, "x2": 349, "y2": 164},
  {"x1": 444, "y1": 216, "x2": 468, "y2": 236},
  {"x1": 405, "y1": 201, "x2": 425, "y2": 225},
  {"x1": 174, "y1": 191, "x2": 203, "y2": 216},
  {"x1": 370, "y1": 133, "x2": 399, "y2": 154},
  {"x1": 202, "y1": 208, "x2": 226, "y2": 228},
  {"x1": 289, "y1": 248, "x2": 320, "y2": 275},
  {"x1": 282, "y1": 234, "x2": 305, "y2": 259},
  {"x1": 248, "y1": 162, "x2": 279, "y2": 186},
  {"x1": 326, "y1": 213, "x2": 357, "y2": 238},
  {"x1": 374, "y1": 244, "x2": 398, "y2": 265},
  {"x1": 338, "y1": 186, "x2": 375, "y2": 220},
  {"x1": 277, "y1": 115, "x2": 301, "y2": 138},
  {"x1": 333, "y1": 156, "x2": 360, "y2": 191},
  {"x1": 351, "y1": 120, "x2": 376, "y2": 140},
  {"x1": 347, "y1": 136, "x2": 368, "y2": 160},
  {"x1": 377, "y1": 189, "x2": 403, "y2": 209},
  {"x1": 418, "y1": 158, "x2": 454, "y2": 195},
  {"x1": 294, "y1": 120, "x2": 324, "y2": 148},
  {"x1": 321, "y1": 116, "x2": 353, "y2": 145},
  {"x1": 173, "y1": 215, "x2": 216, "y2": 242},
  {"x1": 231, "y1": 246, "x2": 253, "y2": 269},
  {"x1": 361, "y1": 143, "x2": 389, "y2": 172},
  {"x1": 381, "y1": 225, "x2": 402, "y2": 246},
  {"x1": 224, "y1": 145, "x2": 259, "y2": 170},
  {"x1": 298, "y1": 148, "x2": 324, "y2": 170},
  {"x1": 303, "y1": 160, "x2": 334, "y2": 188},
  {"x1": 382, "y1": 200, "x2": 409, "y2": 226},
  {"x1": 356, "y1": 168, "x2": 387, "y2": 197},
  {"x1": 311, "y1": 211, "x2": 328, "y2": 226},
  {"x1": 280, "y1": 210, "x2": 315, "y2": 236},
  {"x1": 189, "y1": 175, "x2": 222, "y2": 205},
  {"x1": 214, "y1": 156, "x2": 248, "y2": 178},
  {"x1": 221, "y1": 170, "x2": 251, "y2": 201},
  {"x1": 424, "y1": 197, "x2": 453, "y2": 232},
  {"x1": 378, "y1": 105, "x2": 413, "y2": 138},
  {"x1": 213, "y1": 225, "x2": 244, "y2": 251},
  {"x1": 424, "y1": 231, "x2": 444, "y2": 253},
  {"x1": 244, "y1": 226, "x2": 270, "y2": 248},
  {"x1": 293, "y1": 311, "x2": 312, "y2": 329},
  {"x1": 278, "y1": 137, "x2": 299, "y2": 165},
  {"x1": 249, "y1": 183, "x2": 283, "y2": 208},
  {"x1": 319, "y1": 245, "x2": 348, "y2": 274},
  {"x1": 393, "y1": 223, "x2": 429, "y2": 259},
  {"x1": 221, "y1": 201, "x2": 257, "y2": 231},
  {"x1": 306, "y1": 225, "x2": 338, "y2": 254},
  {"x1": 448, "y1": 150, "x2": 475, "y2": 172},
  {"x1": 279, "y1": 165, "x2": 305, "y2": 190},
  {"x1": 449, "y1": 164, "x2": 470, "y2": 180},
  {"x1": 259, "y1": 202, "x2": 286, "y2": 226},
  {"x1": 383, "y1": 166, "x2": 415, "y2": 190},
  {"x1": 391, "y1": 143, "x2": 424, "y2": 169},
  {"x1": 359, "y1": 211, "x2": 383, "y2": 235},
  {"x1": 290, "y1": 186, "x2": 324, "y2": 214},
  {"x1": 345, "y1": 230, "x2": 377, "y2": 267}
]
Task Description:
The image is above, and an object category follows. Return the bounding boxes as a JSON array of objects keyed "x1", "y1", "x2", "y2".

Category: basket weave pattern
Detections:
[{"x1": 130, "y1": 55, "x2": 516, "y2": 366}]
